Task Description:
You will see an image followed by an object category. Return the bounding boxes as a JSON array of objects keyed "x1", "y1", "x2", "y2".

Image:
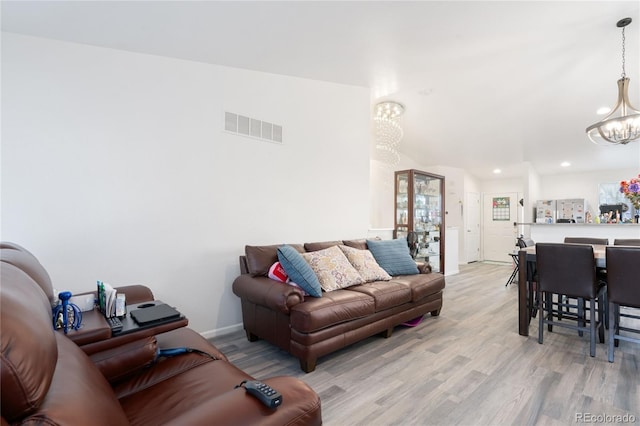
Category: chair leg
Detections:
[
  {"x1": 597, "y1": 290, "x2": 605, "y2": 344},
  {"x1": 614, "y1": 304, "x2": 620, "y2": 348},
  {"x1": 528, "y1": 280, "x2": 537, "y2": 318},
  {"x1": 608, "y1": 301, "x2": 615, "y2": 363},
  {"x1": 538, "y1": 289, "x2": 544, "y2": 344},
  {"x1": 589, "y1": 298, "x2": 596, "y2": 357},
  {"x1": 577, "y1": 298, "x2": 585, "y2": 337},
  {"x1": 602, "y1": 291, "x2": 609, "y2": 330},
  {"x1": 547, "y1": 292, "x2": 553, "y2": 332}
]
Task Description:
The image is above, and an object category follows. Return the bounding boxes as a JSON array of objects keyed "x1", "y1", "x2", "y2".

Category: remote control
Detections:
[
  {"x1": 243, "y1": 380, "x2": 283, "y2": 409},
  {"x1": 107, "y1": 316, "x2": 123, "y2": 333}
]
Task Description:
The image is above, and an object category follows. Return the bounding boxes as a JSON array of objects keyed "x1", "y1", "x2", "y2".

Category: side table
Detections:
[{"x1": 57, "y1": 301, "x2": 188, "y2": 355}]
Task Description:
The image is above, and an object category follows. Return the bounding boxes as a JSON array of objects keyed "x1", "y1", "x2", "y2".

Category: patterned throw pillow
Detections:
[
  {"x1": 301, "y1": 245, "x2": 365, "y2": 292},
  {"x1": 366, "y1": 238, "x2": 420, "y2": 276},
  {"x1": 277, "y1": 245, "x2": 323, "y2": 297},
  {"x1": 339, "y1": 245, "x2": 392, "y2": 282}
]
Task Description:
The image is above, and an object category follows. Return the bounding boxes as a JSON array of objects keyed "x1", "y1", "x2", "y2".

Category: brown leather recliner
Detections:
[{"x1": 1, "y1": 243, "x2": 322, "y2": 425}]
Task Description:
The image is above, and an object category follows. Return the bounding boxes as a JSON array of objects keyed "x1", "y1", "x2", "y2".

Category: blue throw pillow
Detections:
[
  {"x1": 366, "y1": 238, "x2": 419, "y2": 276},
  {"x1": 277, "y1": 245, "x2": 322, "y2": 297}
]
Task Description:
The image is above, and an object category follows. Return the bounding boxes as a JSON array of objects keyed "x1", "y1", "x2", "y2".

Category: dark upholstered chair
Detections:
[
  {"x1": 562, "y1": 238, "x2": 608, "y2": 306},
  {"x1": 613, "y1": 239, "x2": 640, "y2": 246},
  {"x1": 606, "y1": 246, "x2": 640, "y2": 362},
  {"x1": 563, "y1": 237, "x2": 609, "y2": 245},
  {"x1": 536, "y1": 243, "x2": 605, "y2": 357}
]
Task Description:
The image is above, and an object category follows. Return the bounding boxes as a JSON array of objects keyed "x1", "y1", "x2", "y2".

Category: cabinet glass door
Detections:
[
  {"x1": 414, "y1": 172, "x2": 442, "y2": 272},
  {"x1": 395, "y1": 172, "x2": 410, "y2": 240}
]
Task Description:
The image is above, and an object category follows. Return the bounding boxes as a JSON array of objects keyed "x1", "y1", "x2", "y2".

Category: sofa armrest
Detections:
[
  {"x1": 113, "y1": 285, "x2": 155, "y2": 304},
  {"x1": 75, "y1": 284, "x2": 154, "y2": 305},
  {"x1": 232, "y1": 275, "x2": 305, "y2": 314},
  {"x1": 90, "y1": 336, "x2": 158, "y2": 384}
]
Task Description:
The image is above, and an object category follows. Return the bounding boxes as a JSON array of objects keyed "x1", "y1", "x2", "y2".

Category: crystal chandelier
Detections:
[
  {"x1": 374, "y1": 101, "x2": 405, "y2": 166},
  {"x1": 586, "y1": 18, "x2": 640, "y2": 145}
]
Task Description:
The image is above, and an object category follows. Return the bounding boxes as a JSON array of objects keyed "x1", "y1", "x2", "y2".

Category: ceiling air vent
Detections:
[{"x1": 224, "y1": 111, "x2": 283, "y2": 144}]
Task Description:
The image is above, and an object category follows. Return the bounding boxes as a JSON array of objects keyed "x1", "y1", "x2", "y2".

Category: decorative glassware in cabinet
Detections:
[{"x1": 394, "y1": 169, "x2": 445, "y2": 274}]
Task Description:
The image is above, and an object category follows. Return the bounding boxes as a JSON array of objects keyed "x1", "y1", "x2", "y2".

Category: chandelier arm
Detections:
[
  {"x1": 621, "y1": 79, "x2": 640, "y2": 113},
  {"x1": 598, "y1": 79, "x2": 626, "y2": 122}
]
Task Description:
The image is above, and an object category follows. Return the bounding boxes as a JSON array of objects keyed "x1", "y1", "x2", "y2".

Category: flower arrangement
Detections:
[{"x1": 620, "y1": 173, "x2": 640, "y2": 211}]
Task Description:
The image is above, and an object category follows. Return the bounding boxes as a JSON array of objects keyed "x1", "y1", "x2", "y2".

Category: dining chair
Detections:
[
  {"x1": 606, "y1": 245, "x2": 640, "y2": 362},
  {"x1": 536, "y1": 243, "x2": 605, "y2": 357},
  {"x1": 563, "y1": 237, "x2": 609, "y2": 245},
  {"x1": 562, "y1": 237, "x2": 608, "y2": 318},
  {"x1": 613, "y1": 239, "x2": 640, "y2": 246}
]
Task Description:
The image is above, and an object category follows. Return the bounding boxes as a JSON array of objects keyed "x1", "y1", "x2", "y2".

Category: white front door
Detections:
[
  {"x1": 482, "y1": 192, "x2": 519, "y2": 262},
  {"x1": 465, "y1": 192, "x2": 481, "y2": 263}
]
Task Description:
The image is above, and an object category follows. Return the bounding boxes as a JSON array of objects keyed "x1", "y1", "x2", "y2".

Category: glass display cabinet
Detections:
[{"x1": 394, "y1": 169, "x2": 445, "y2": 273}]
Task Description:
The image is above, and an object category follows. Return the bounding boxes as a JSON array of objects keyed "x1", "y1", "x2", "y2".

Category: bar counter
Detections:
[{"x1": 529, "y1": 223, "x2": 640, "y2": 244}]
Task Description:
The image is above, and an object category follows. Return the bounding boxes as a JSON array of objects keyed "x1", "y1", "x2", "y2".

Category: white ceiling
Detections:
[{"x1": 2, "y1": 1, "x2": 639, "y2": 180}]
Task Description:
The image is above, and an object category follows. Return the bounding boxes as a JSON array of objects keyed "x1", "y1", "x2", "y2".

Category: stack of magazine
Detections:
[{"x1": 97, "y1": 281, "x2": 117, "y2": 318}]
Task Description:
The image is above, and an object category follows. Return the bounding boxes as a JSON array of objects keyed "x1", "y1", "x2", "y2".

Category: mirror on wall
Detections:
[{"x1": 598, "y1": 183, "x2": 632, "y2": 222}]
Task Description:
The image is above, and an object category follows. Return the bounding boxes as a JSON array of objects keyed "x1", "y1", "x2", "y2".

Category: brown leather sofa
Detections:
[
  {"x1": 232, "y1": 239, "x2": 445, "y2": 373},
  {"x1": 1, "y1": 242, "x2": 322, "y2": 425}
]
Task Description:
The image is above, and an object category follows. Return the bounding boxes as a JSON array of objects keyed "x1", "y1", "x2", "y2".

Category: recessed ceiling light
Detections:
[
  {"x1": 561, "y1": 161, "x2": 571, "y2": 167},
  {"x1": 493, "y1": 168, "x2": 501, "y2": 174},
  {"x1": 597, "y1": 106, "x2": 611, "y2": 115}
]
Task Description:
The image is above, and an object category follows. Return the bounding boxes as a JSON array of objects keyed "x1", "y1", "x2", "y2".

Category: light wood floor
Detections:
[{"x1": 212, "y1": 262, "x2": 640, "y2": 425}]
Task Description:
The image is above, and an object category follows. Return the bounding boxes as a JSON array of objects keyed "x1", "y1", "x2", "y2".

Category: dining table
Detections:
[{"x1": 517, "y1": 244, "x2": 607, "y2": 336}]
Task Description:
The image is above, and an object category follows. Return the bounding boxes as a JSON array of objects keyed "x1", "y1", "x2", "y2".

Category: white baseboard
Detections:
[
  {"x1": 444, "y1": 268, "x2": 459, "y2": 276},
  {"x1": 200, "y1": 323, "x2": 244, "y2": 340}
]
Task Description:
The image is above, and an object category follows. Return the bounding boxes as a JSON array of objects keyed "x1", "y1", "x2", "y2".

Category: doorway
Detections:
[
  {"x1": 465, "y1": 192, "x2": 480, "y2": 263},
  {"x1": 482, "y1": 192, "x2": 519, "y2": 262}
]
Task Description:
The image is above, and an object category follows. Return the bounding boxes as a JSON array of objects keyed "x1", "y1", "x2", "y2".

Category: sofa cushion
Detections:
[
  {"x1": 341, "y1": 239, "x2": 368, "y2": 250},
  {"x1": 346, "y1": 281, "x2": 412, "y2": 311},
  {"x1": 1, "y1": 246, "x2": 55, "y2": 303},
  {"x1": 290, "y1": 290, "x2": 375, "y2": 333},
  {"x1": 366, "y1": 238, "x2": 420, "y2": 276},
  {"x1": 342, "y1": 237, "x2": 380, "y2": 250},
  {"x1": 304, "y1": 240, "x2": 342, "y2": 252},
  {"x1": 301, "y1": 245, "x2": 364, "y2": 292},
  {"x1": 1, "y1": 263, "x2": 130, "y2": 425},
  {"x1": 245, "y1": 244, "x2": 304, "y2": 277},
  {"x1": 339, "y1": 245, "x2": 392, "y2": 283},
  {"x1": 277, "y1": 245, "x2": 322, "y2": 297},
  {"x1": 390, "y1": 273, "x2": 446, "y2": 302},
  {"x1": 1, "y1": 264, "x2": 59, "y2": 422}
]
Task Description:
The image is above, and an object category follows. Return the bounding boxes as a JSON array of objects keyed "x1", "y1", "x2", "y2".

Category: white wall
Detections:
[
  {"x1": 1, "y1": 33, "x2": 371, "y2": 336},
  {"x1": 369, "y1": 159, "x2": 395, "y2": 229},
  {"x1": 523, "y1": 163, "x2": 541, "y2": 225},
  {"x1": 479, "y1": 177, "x2": 523, "y2": 194}
]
